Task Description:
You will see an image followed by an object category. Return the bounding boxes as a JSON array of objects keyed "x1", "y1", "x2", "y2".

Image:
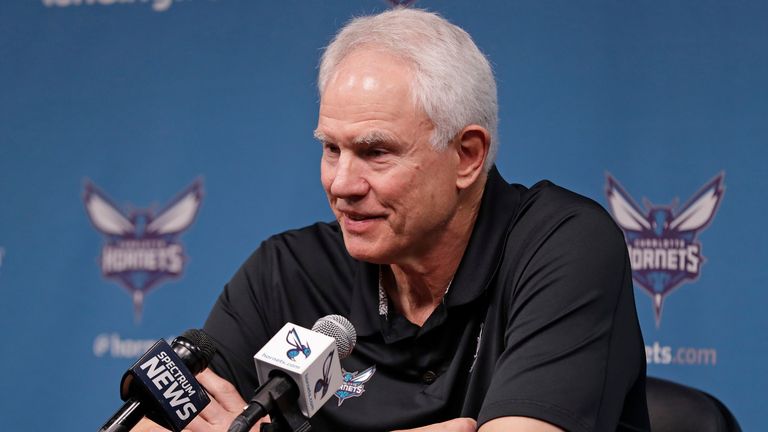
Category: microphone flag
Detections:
[
  {"x1": 253, "y1": 323, "x2": 344, "y2": 418},
  {"x1": 120, "y1": 339, "x2": 211, "y2": 431}
]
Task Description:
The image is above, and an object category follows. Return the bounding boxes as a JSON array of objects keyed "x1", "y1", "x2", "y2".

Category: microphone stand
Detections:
[
  {"x1": 260, "y1": 392, "x2": 311, "y2": 432},
  {"x1": 228, "y1": 372, "x2": 311, "y2": 432}
]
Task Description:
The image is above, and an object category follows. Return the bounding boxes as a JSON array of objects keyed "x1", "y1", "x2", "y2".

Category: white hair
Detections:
[{"x1": 318, "y1": 8, "x2": 499, "y2": 171}]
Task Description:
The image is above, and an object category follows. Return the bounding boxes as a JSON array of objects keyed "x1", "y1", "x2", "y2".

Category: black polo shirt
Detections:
[{"x1": 203, "y1": 167, "x2": 650, "y2": 432}]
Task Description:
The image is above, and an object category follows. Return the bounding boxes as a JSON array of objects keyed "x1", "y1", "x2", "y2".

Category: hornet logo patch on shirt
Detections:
[
  {"x1": 605, "y1": 173, "x2": 724, "y2": 326},
  {"x1": 334, "y1": 365, "x2": 376, "y2": 406}
]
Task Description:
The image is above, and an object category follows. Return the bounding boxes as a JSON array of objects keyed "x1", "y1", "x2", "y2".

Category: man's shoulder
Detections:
[
  {"x1": 512, "y1": 180, "x2": 616, "y2": 228},
  {"x1": 236, "y1": 220, "x2": 357, "y2": 301},
  {"x1": 522, "y1": 180, "x2": 606, "y2": 215},
  {"x1": 264, "y1": 220, "x2": 344, "y2": 248},
  {"x1": 486, "y1": 169, "x2": 608, "y2": 226},
  {"x1": 235, "y1": 221, "x2": 353, "y2": 278},
  {"x1": 249, "y1": 221, "x2": 349, "y2": 265},
  {"x1": 506, "y1": 179, "x2": 623, "y2": 248}
]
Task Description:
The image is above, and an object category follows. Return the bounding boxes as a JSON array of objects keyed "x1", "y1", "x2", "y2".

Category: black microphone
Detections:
[
  {"x1": 99, "y1": 329, "x2": 217, "y2": 432},
  {"x1": 228, "y1": 315, "x2": 357, "y2": 432}
]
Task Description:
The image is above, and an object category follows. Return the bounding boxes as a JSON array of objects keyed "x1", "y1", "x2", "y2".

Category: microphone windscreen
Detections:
[
  {"x1": 181, "y1": 329, "x2": 217, "y2": 360},
  {"x1": 312, "y1": 315, "x2": 356, "y2": 359},
  {"x1": 173, "y1": 328, "x2": 217, "y2": 374}
]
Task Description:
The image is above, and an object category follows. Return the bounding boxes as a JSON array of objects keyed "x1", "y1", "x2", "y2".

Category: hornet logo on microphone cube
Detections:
[
  {"x1": 121, "y1": 339, "x2": 210, "y2": 431},
  {"x1": 254, "y1": 323, "x2": 343, "y2": 418}
]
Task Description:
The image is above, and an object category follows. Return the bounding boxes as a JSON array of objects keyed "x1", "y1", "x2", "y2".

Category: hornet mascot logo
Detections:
[
  {"x1": 314, "y1": 351, "x2": 334, "y2": 399},
  {"x1": 605, "y1": 173, "x2": 724, "y2": 326},
  {"x1": 285, "y1": 328, "x2": 312, "y2": 361},
  {"x1": 83, "y1": 179, "x2": 203, "y2": 323},
  {"x1": 334, "y1": 365, "x2": 376, "y2": 406}
]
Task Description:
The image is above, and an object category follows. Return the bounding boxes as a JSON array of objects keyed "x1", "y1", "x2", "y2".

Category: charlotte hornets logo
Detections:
[
  {"x1": 335, "y1": 365, "x2": 376, "y2": 406},
  {"x1": 285, "y1": 328, "x2": 311, "y2": 361},
  {"x1": 605, "y1": 173, "x2": 724, "y2": 325},
  {"x1": 83, "y1": 180, "x2": 203, "y2": 322}
]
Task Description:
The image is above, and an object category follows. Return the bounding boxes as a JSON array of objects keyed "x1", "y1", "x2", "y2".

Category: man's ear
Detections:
[{"x1": 455, "y1": 125, "x2": 490, "y2": 190}]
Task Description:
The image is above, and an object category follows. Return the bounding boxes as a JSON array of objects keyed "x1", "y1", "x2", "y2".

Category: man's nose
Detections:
[{"x1": 330, "y1": 153, "x2": 369, "y2": 199}]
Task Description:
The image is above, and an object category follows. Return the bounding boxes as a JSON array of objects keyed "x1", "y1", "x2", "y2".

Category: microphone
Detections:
[
  {"x1": 99, "y1": 329, "x2": 217, "y2": 432},
  {"x1": 228, "y1": 315, "x2": 357, "y2": 432}
]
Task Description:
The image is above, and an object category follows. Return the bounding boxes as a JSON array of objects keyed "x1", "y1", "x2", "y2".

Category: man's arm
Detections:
[
  {"x1": 393, "y1": 418, "x2": 476, "y2": 432},
  {"x1": 479, "y1": 417, "x2": 563, "y2": 432},
  {"x1": 475, "y1": 198, "x2": 646, "y2": 431},
  {"x1": 390, "y1": 416, "x2": 561, "y2": 432},
  {"x1": 130, "y1": 369, "x2": 475, "y2": 432}
]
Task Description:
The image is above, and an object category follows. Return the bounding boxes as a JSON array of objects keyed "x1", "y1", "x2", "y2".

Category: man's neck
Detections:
[
  {"x1": 383, "y1": 180, "x2": 485, "y2": 326},
  {"x1": 382, "y1": 264, "x2": 455, "y2": 327}
]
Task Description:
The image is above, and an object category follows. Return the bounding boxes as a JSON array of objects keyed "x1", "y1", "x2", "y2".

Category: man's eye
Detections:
[
  {"x1": 366, "y1": 148, "x2": 387, "y2": 158},
  {"x1": 323, "y1": 143, "x2": 340, "y2": 154}
]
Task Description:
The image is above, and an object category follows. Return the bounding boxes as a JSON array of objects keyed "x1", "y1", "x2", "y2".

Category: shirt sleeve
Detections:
[
  {"x1": 477, "y1": 203, "x2": 646, "y2": 432},
  {"x1": 203, "y1": 245, "x2": 276, "y2": 399},
  {"x1": 201, "y1": 223, "x2": 354, "y2": 400}
]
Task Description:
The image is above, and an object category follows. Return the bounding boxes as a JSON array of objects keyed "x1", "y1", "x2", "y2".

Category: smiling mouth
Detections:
[
  {"x1": 347, "y1": 214, "x2": 376, "y2": 221},
  {"x1": 339, "y1": 213, "x2": 383, "y2": 234},
  {"x1": 340, "y1": 211, "x2": 384, "y2": 223}
]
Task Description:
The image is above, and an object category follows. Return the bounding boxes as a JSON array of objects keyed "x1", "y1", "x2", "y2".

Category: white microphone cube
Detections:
[{"x1": 253, "y1": 322, "x2": 343, "y2": 418}]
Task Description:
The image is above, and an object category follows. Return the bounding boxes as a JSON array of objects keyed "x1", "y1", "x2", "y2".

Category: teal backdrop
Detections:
[{"x1": 0, "y1": 0, "x2": 765, "y2": 430}]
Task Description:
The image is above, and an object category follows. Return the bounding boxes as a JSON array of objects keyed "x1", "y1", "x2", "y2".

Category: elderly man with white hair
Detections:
[{"x1": 138, "y1": 7, "x2": 649, "y2": 432}]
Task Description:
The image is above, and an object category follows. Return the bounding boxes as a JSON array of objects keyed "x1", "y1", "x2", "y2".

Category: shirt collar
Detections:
[{"x1": 444, "y1": 165, "x2": 522, "y2": 306}]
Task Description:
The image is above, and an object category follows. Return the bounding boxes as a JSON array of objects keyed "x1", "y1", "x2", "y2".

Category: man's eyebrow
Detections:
[
  {"x1": 352, "y1": 131, "x2": 398, "y2": 147},
  {"x1": 313, "y1": 130, "x2": 328, "y2": 143},
  {"x1": 313, "y1": 130, "x2": 398, "y2": 147}
]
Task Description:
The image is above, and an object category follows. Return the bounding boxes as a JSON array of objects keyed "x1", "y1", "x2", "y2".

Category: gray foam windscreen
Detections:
[{"x1": 311, "y1": 315, "x2": 357, "y2": 359}]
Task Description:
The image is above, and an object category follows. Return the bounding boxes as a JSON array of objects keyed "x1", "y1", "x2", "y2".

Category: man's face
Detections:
[{"x1": 316, "y1": 49, "x2": 460, "y2": 264}]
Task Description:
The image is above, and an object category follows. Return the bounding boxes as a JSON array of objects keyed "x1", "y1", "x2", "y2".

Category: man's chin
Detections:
[{"x1": 341, "y1": 238, "x2": 391, "y2": 264}]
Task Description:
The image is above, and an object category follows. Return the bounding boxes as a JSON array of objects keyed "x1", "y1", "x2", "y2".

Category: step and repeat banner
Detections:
[{"x1": 1, "y1": 0, "x2": 765, "y2": 430}]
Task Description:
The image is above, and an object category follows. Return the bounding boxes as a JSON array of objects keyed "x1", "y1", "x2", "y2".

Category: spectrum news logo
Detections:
[{"x1": 41, "y1": 0, "x2": 211, "y2": 13}]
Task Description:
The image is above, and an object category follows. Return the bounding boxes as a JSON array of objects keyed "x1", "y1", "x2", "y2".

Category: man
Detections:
[{"x1": 141, "y1": 7, "x2": 648, "y2": 432}]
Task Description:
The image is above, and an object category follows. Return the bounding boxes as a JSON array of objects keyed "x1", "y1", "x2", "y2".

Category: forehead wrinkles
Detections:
[
  {"x1": 317, "y1": 50, "x2": 435, "y2": 148},
  {"x1": 327, "y1": 46, "x2": 414, "y2": 82},
  {"x1": 316, "y1": 99, "x2": 421, "y2": 147},
  {"x1": 315, "y1": 113, "x2": 435, "y2": 150},
  {"x1": 324, "y1": 48, "x2": 418, "y2": 105}
]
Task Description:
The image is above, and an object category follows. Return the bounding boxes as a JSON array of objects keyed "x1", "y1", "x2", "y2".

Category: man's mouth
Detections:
[
  {"x1": 339, "y1": 212, "x2": 380, "y2": 234},
  {"x1": 346, "y1": 213, "x2": 377, "y2": 221},
  {"x1": 340, "y1": 211, "x2": 385, "y2": 224}
]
